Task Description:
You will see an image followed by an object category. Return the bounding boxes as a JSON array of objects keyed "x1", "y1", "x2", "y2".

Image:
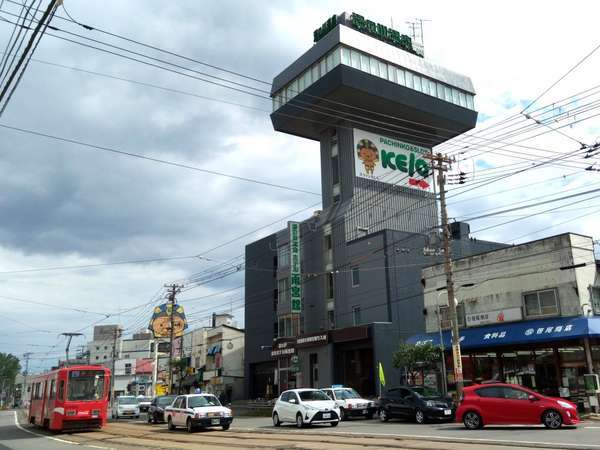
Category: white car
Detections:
[
  {"x1": 321, "y1": 387, "x2": 376, "y2": 421},
  {"x1": 272, "y1": 388, "x2": 340, "y2": 428},
  {"x1": 164, "y1": 394, "x2": 233, "y2": 433},
  {"x1": 112, "y1": 396, "x2": 140, "y2": 419}
]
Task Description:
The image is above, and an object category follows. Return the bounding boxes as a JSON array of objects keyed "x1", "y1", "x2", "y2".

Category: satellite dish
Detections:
[{"x1": 227, "y1": 342, "x2": 234, "y2": 350}]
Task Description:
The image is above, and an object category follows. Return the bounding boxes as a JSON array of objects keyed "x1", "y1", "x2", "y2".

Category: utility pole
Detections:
[
  {"x1": 22, "y1": 352, "x2": 32, "y2": 407},
  {"x1": 61, "y1": 332, "x2": 83, "y2": 366},
  {"x1": 110, "y1": 327, "x2": 122, "y2": 407},
  {"x1": 427, "y1": 152, "x2": 464, "y2": 398},
  {"x1": 165, "y1": 283, "x2": 184, "y2": 395}
]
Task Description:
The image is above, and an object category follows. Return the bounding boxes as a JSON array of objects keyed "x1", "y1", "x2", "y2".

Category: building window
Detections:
[
  {"x1": 524, "y1": 289, "x2": 559, "y2": 317},
  {"x1": 326, "y1": 273, "x2": 334, "y2": 299},
  {"x1": 104, "y1": 346, "x2": 108, "y2": 350},
  {"x1": 273, "y1": 322, "x2": 278, "y2": 338},
  {"x1": 95, "y1": 356, "x2": 99, "y2": 360},
  {"x1": 327, "y1": 310, "x2": 335, "y2": 329},
  {"x1": 439, "y1": 304, "x2": 466, "y2": 328},
  {"x1": 332, "y1": 193, "x2": 340, "y2": 204},
  {"x1": 277, "y1": 245, "x2": 290, "y2": 268},
  {"x1": 591, "y1": 286, "x2": 600, "y2": 315},
  {"x1": 273, "y1": 290, "x2": 278, "y2": 311},
  {"x1": 103, "y1": 355, "x2": 107, "y2": 360},
  {"x1": 351, "y1": 267, "x2": 360, "y2": 287},
  {"x1": 352, "y1": 306, "x2": 362, "y2": 326},
  {"x1": 278, "y1": 278, "x2": 290, "y2": 305},
  {"x1": 125, "y1": 363, "x2": 132, "y2": 375},
  {"x1": 278, "y1": 318, "x2": 285, "y2": 337},
  {"x1": 324, "y1": 233, "x2": 332, "y2": 251},
  {"x1": 331, "y1": 154, "x2": 340, "y2": 186},
  {"x1": 96, "y1": 346, "x2": 100, "y2": 351}
]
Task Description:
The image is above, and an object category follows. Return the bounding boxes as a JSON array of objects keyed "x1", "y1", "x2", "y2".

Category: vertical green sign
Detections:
[{"x1": 290, "y1": 222, "x2": 302, "y2": 313}]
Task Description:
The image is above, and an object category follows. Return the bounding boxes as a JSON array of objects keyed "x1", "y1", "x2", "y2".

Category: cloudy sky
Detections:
[{"x1": 0, "y1": 1, "x2": 598, "y2": 372}]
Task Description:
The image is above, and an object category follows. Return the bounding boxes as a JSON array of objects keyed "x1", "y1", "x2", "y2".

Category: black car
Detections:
[
  {"x1": 148, "y1": 395, "x2": 177, "y2": 424},
  {"x1": 378, "y1": 386, "x2": 454, "y2": 424}
]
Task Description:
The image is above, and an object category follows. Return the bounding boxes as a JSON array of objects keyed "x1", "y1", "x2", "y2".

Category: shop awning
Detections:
[{"x1": 406, "y1": 316, "x2": 600, "y2": 351}]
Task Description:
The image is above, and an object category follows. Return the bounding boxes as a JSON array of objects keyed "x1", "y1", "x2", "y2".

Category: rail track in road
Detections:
[{"x1": 55, "y1": 421, "x2": 544, "y2": 450}]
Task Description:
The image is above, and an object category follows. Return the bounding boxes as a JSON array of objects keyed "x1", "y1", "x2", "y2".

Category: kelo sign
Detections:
[{"x1": 353, "y1": 128, "x2": 432, "y2": 190}]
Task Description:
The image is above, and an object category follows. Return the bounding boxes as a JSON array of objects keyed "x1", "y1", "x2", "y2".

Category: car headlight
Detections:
[
  {"x1": 223, "y1": 410, "x2": 232, "y2": 417},
  {"x1": 194, "y1": 412, "x2": 208, "y2": 418},
  {"x1": 557, "y1": 400, "x2": 575, "y2": 409},
  {"x1": 304, "y1": 404, "x2": 318, "y2": 411}
]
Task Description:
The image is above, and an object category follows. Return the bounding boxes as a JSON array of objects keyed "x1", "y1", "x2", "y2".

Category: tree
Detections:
[
  {"x1": 173, "y1": 358, "x2": 189, "y2": 394},
  {"x1": 0, "y1": 353, "x2": 21, "y2": 404},
  {"x1": 392, "y1": 342, "x2": 441, "y2": 384}
]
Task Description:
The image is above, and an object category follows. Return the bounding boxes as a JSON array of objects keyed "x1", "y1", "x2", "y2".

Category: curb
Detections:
[{"x1": 231, "y1": 426, "x2": 600, "y2": 450}]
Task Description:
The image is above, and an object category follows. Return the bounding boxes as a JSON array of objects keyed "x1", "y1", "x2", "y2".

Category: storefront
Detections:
[{"x1": 408, "y1": 316, "x2": 600, "y2": 409}]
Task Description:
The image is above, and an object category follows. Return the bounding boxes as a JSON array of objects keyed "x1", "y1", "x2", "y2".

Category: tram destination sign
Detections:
[{"x1": 313, "y1": 12, "x2": 423, "y2": 58}]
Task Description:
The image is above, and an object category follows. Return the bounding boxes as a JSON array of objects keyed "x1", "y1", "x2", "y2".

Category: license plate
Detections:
[
  {"x1": 123, "y1": 411, "x2": 132, "y2": 415},
  {"x1": 211, "y1": 418, "x2": 220, "y2": 425},
  {"x1": 322, "y1": 413, "x2": 331, "y2": 419},
  {"x1": 444, "y1": 409, "x2": 452, "y2": 415}
]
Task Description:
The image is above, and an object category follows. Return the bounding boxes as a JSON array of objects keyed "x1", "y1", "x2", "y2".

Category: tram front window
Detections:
[{"x1": 67, "y1": 370, "x2": 106, "y2": 401}]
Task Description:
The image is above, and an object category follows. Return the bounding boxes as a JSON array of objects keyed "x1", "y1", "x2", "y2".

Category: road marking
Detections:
[{"x1": 12, "y1": 411, "x2": 115, "y2": 450}]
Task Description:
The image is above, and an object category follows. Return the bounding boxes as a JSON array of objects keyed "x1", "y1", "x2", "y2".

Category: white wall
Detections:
[{"x1": 422, "y1": 233, "x2": 596, "y2": 333}]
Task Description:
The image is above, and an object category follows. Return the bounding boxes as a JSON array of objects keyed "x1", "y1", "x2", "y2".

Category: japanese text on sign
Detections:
[{"x1": 290, "y1": 222, "x2": 302, "y2": 313}]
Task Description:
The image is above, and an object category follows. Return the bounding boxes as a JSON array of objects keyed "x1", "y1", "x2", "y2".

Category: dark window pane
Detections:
[{"x1": 475, "y1": 387, "x2": 503, "y2": 398}]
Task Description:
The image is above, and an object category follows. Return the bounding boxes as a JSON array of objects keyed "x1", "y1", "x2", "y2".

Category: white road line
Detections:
[{"x1": 11, "y1": 411, "x2": 115, "y2": 450}]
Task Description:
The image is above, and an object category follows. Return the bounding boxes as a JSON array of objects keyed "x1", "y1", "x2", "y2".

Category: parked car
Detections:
[
  {"x1": 164, "y1": 394, "x2": 233, "y2": 433},
  {"x1": 321, "y1": 386, "x2": 377, "y2": 420},
  {"x1": 148, "y1": 395, "x2": 177, "y2": 423},
  {"x1": 456, "y1": 383, "x2": 580, "y2": 430},
  {"x1": 378, "y1": 386, "x2": 454, "y2": 424},
  {"x1": 137, "y1": 395, "x2": 152, "y2": 413},
  {"x1": 112, "y1": 395, "x2": 140, "y2": 419},
  {"x1": 272, "y1": 388, "x2": 340, "y2": 428}
]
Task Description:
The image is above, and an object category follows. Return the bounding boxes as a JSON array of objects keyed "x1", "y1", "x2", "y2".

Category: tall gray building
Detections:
[{"x1": 244, "y1": 12, "x2": 505, "y2": 398}]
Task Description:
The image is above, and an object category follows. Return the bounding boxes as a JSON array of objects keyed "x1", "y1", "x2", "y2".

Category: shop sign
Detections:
[
  {"x1": 452, "y1": 342, "x2": 463, "y2": 383},
  {"x1": 296, "y1": 332, "x2": 329, "y2": 348},
  {"x1": 313, "y1": 13, "x2": 423, "y2": 58},
  {"x1": 271, "y1": 340, "x2": 296, "y2": 358},
  {"x1": 466, "y1": 307, "x2": 522, "y2": 327},
  {"x1": 354, "y1": 128, "x2": 432, "y2": 191},
  {"x1": 289, "y1": 222, "x2": 302, "y2": 313}
]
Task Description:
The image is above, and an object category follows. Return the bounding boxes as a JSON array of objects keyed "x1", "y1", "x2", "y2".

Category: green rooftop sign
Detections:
[{"x1": 313, "y1": 12, "x2": 423, "y2": 58}]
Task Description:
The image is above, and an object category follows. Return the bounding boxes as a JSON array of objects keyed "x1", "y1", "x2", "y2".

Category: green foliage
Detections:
[
  {"x1": 392, "y1": 342, "x2": 441, "y2": 382},
  {"x1": 0, "y1": 353, "x2": 21, "y2": 391}
]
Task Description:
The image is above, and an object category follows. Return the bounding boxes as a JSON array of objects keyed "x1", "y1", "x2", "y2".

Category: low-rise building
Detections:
[{"x1": 413, "y1": 233, "x2": 600, "y2": 409}]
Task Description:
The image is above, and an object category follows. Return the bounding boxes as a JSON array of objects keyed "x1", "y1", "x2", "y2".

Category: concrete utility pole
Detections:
[
  {"x1": 22, "y1": 352, "x2": 32, "y2": 406},
  {"x1": 165, "y1": 283, "x2": 184, "y2": 394},
  {"x1": 110, "y1": 327, "x2": 122, "y2": 407},
  {"x1": 428, "y1": 152, "x2": 464, "y2": 398}
]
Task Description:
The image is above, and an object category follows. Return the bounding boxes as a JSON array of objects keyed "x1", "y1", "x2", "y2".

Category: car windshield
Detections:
[
  {"x1": 188, "y1": 395, "x2": 221, "y2": 408},
  {"x1": 334, "y1": 389, "x2": 361, "y2": 400},
  {"x1": 118, "y1": 397, "x2": 139, "y2": 405},
  {"x1": 299, "y1": 390, "x2": 331, "y2": 402},
  {"x1": 158, "y1": 396, "x2": 176, "y2": 406},
  {"x1": 410, "y1": 387, "x2": 442, "y2": 398},
  {"x1": 67, "y1": 370, "x2": 105, "y2": 401}
]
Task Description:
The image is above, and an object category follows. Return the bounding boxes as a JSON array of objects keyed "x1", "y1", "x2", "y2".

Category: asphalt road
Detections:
[
  {"x1": 0, "y1": 410, "x2": 84, "y2": 450},
  {"x1": 229, "y1": 415, "x2": 600, "y2": 449}
]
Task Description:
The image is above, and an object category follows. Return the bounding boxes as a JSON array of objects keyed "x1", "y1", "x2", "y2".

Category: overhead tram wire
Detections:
[
  {"x1": 1, "y1": 16, "x2": 595, "y2": 174},
  {"x1": 0, "y1": 0, "x2": 27, "y2": 79},
  {"x1": 1, "y1": 8, "x2": 594, "y2": 162}
]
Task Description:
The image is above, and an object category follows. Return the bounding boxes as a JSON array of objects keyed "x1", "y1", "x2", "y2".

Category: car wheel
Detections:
[
  {"x1": 339, "y1": 408, "x2": 346, "y2": 421},
  {"x1": 167, "y1": 416, "x2": 176, "y2": 431},
  {"x1": 272, "y1": 412, "x2": 281, "y2": 427},
  {"x1": 463, "y1": 411, "x2": 483, "y2": 430},
  {"x1": 186, "y1": 418, "x2": 195, "y2": 433},
  {"x1": 296, "y1": 413, "x2": 304, "y2": 429},
  {"x1": 415, "y1": 409, "x2": 426, "y2": 424},
  {"x1": 222, "y1": 424, "x2": 230, "y2": 431},
  {"x1": 330, "y1": 421, "x2": 339, "y2": 427},
  {"x1": 379, "y1": 408, "x2": 389, "y2": 422},
  {"x1": 542, "y1": 410, "x2": 563, "y2": 429}
]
